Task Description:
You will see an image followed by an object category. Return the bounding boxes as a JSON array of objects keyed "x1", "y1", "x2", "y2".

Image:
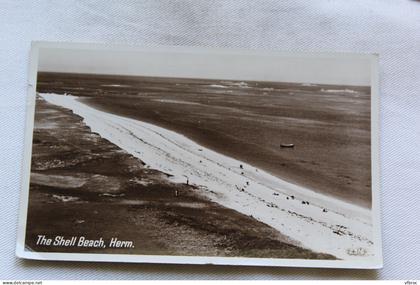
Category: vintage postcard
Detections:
[{"x1": 17, "y1": 42, "x2": 382, "y2": 268}]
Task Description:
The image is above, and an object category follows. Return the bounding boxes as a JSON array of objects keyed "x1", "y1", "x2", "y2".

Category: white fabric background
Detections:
[{"x1": 1, "y1": 0, "x2": 419, "y2": 280}]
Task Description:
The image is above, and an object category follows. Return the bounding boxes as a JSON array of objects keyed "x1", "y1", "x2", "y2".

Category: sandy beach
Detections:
[{"x1": 36, "y1": 92, "x2": 374, "y2": 260}]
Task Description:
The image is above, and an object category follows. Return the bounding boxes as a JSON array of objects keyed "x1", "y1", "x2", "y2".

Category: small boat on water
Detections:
[{"x1": 280, "y1": 143, "x2": 294, "y2": 148}]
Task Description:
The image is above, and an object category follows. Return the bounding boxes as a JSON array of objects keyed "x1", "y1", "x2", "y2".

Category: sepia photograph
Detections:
[{"x1": 17, "y1": 42, "x2": 382, "y2": 268}]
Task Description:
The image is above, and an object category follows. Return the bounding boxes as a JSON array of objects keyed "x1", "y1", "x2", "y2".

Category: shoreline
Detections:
[{"x1": 38, "y1": 93, "x2": 374, "y2": 260}]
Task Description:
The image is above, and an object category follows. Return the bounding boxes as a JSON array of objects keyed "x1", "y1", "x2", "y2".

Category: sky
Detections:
[{"x1": 37, "y1": 44, "x2": 374, "y2": 86}]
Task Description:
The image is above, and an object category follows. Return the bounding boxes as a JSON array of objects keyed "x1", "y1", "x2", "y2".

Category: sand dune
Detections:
[{"x1": 39, "y1": 93, "x2": 374, "y2": 260}]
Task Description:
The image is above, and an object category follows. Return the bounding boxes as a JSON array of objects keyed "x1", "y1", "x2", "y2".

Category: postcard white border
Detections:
[{"x1": 16, "y1": 41, "x2": 383, "y2": 269}]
